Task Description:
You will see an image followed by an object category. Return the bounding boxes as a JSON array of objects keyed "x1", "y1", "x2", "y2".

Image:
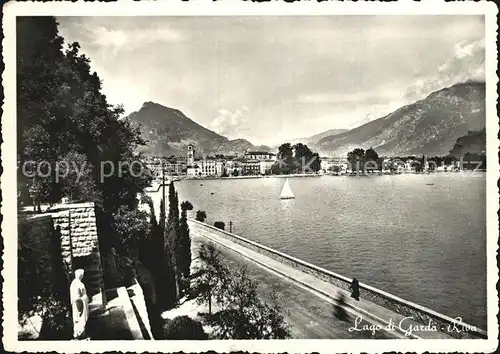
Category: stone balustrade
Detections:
[{"x1": 188, "y1": 218, "x2": 487, "y2": 339}]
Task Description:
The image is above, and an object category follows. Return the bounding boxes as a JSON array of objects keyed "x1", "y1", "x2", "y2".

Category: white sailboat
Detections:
[{"x1": 280, "y1": 178, "x2": 295, "y2": 199}]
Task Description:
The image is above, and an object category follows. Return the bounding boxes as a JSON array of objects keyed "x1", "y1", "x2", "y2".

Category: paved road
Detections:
[
  {"x1": 190, "y1": 222, "x2": 457, "y2": 339},
  {"x1": 191, "y1": 235, "x2": 395, "y2": 339}
]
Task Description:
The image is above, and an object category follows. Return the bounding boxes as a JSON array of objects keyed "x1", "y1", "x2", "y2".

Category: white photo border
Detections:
[{"x1": 2, "y1": 1, "x2": 498, "y2": 353}]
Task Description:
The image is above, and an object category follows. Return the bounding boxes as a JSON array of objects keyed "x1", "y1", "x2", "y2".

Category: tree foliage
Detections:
[
  {"x1": 162, "y1": 316, "x2": 208, "y2": 340},
  {"x1": 178, "y1": 200, "x2": 194, "y2": 288},
  {"x1": 58, "y1": 151, "x2": 100, "y2": 202},
  {"x1": 272, "y1": 143, "x2": 320, "y2": 174},
  {"x1": 17, "y1": 17, "x2": 151, "y2": 252},
  {"x1": 195, "y1": 210, "x2": 207, "y2": 222},
  {"x1": 206, "y1": 266, "x2": 290, "y2": 339},
  {"x1": 18, "y1": 230, "x2": 72, "y2": 339},
  {"x1": 347, "y1": 147, "x2": 383, "y2": 172},
  {"x1": 17, "y1": 18, "x2": 181, "y2": 336},
  {"x1": 111, "y1": 206, "x2": 150, "y2": 260},
  {"x1": 192, "y1": 243, "x2": 229, "y2": 315},
  {"x1": 164, "y1": 182, "x2": 191, "y2": 301},
  {"x1": 193, "y1": 244, "x2": 290, "y2": 339},
  {"x1": 214, "y1": 221, "x2": 225, "y2": 230},
  {"x1": 159, "y1": 198, "x2": 166, "y2": 235}
]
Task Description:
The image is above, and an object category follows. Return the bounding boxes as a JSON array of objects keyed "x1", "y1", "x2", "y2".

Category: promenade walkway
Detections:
[{"x1": 191, "y1": 227, "x2": 455, "y2": 339}]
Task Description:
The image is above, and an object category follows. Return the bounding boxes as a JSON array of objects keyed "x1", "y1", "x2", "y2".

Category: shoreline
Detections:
[
  {"x1": 179, "y1": 170, "x2": 487, "y2": 182},
  {"x1": 144, "y1": 170, "x2": 487, "y2": 189}
]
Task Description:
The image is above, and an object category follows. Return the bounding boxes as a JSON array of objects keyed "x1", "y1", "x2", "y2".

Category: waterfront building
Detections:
[
  {"x1": 320, "y1": 158, "x2": 334, "y2": 172},
  {"x1": 381, "y1": 158, "x2": 391, "y2": 173},
  {"x1": 320, "y1": 157, "x2": 349, "y2": 174},
  {"x1": 186, "y1": 158, "x2": 225, "y2": 177},
  {"x1": 144, "y1": 156, "x2": 186, "y2": 179},
  {"x1": 242, "y1": 160, "x2": 261, "y2": 175},
  {"x1": 164, "y1": 162, "x2": 184, "y2": 176},
  {"x1": 215, "y1": 161, "x2": 227, "y2": 176},
  {"x1": 258, "y1": 160, "x2": 275, "y2": 175},
  {"x1": 226, "y1": 160, "x2": 243, "y2": 176},
  {"x1": 424, "y1": 159, "x2": 430, "y2": 172},
  {"x1": 244, "y1": 151, "x2": 277, "y2": 161},
  {"x1": 186, "y1": 164, "x2": 202, "y2": 177},
  {"x1": 404, "y1": 160, "x2": 413, "y2": 173}
]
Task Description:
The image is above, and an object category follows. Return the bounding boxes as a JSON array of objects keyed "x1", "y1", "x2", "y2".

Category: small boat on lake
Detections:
[{"x1": 280, "y1": 178, "x2": 295, "y2": 199}]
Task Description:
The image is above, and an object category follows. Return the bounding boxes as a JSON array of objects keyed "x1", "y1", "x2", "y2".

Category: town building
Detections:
[
  {"x1": 215, "y1": 161, "x2": 227, "y2": 176},
  {"x1": 382, "y1": 158, "x2": 392, "y2": 173},
  {"x1": 186, "y1": 158, "x2": 226, "y2": 177},
  {"x1": 258, "y1": 160, "x2": 275, "y2": 175},
  {"x1": 320, "y1": 157, "x2": 334, "y2": 172},
  {"x1": 242, "y1": 160, "x2": 261, "y2": 175},
  {"x1": 144, "y1": 157, "x2": 185, "y2": 179},
  {"x1": 244, "y1": 151, "x2": 277, "y2": 161},
  {"x1": 226, "y1": 160, "x2": 243, "y2": 176},
  {"x1": 320, "y1": 157, "x2": 349, "y2": 174},
  {"x1": 186, "y1": 164, "x2": 202, "y2": 177}
]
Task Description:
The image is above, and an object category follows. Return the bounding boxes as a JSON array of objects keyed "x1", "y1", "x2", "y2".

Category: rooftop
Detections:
[{"x1": 245, "y1": 151, "x2": 276, "y2": 156}]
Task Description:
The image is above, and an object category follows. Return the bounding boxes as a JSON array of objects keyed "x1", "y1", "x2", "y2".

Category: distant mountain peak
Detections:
[
  {"x1": 140, "y1": 101, "x2": 180, "y2": 112},
  {"x1": 141, "y1": 101, "x2": 161, "y2": 108}
]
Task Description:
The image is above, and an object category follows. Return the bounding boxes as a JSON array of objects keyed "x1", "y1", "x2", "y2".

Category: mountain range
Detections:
[
  {"x1": 448, "y1": 128, "x2": 486, "y2": 156},
  {"x1": 127, "y1": 81, "x2": 485, "y2": 158},
  {"x1": 314, "y1": 81, "x2": 485, "y2": 157},
  {"x1": 286, "y1": 129, "x2": 349, "y2": 146}
]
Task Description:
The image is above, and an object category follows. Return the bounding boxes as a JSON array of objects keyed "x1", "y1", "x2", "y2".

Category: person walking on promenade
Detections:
[
  {"x1": 349, "y1": 277, "x2": 360, "y2": 301},
  {"x1": 334, "y1": 292, "x2": 348, "y2": 321}
]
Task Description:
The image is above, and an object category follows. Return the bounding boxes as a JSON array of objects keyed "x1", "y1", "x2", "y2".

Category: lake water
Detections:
[{"x1": 148, "y1": 173, "x2": 487, "y2": 328}]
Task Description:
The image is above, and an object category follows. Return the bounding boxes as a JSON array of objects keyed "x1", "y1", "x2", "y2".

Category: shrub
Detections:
[
  {"x1": 30, "y1": 296, "x2": 72, "y2": 340},
  {"x1": 214, "y1": 221, "x2": 225, "y2": 230},
  {"x1": 192, "y1": 243, "x2": 229, "y2": 315},
  {"x1": 195, "y1": 210, "x2": 207, "y2": 222},
  {"x1": 207, "y1": 266, "x2": 290, "y2": 339},
  {"x1": 162, "y1": 316, "x2": 208, "y2": 340}
]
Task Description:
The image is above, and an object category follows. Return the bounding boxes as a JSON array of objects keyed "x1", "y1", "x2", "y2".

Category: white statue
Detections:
[{"x1": 70, "y1": 269, "x2": 89, "y2": 339}]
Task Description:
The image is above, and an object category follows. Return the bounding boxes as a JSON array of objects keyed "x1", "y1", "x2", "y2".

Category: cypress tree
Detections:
[
  {"x1": 159, "y1": 198, "x2": 166, "y2": 235},
  {"x1": 179, "y1": 201, "x2": 193, "y2": 283},
  {"x1": 165, "y1": 182, "x2": 181, "y2": 301}
]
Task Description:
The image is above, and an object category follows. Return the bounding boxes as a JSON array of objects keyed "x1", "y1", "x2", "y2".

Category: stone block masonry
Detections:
[
  {"x1": 20, "y1": 202, "x2": 105, "y2": 307},
  {"x1": 51, "y1": 203, "x2": 104, "y2": 302},
  {"x1": 19, "y1": 214, "x2": 65, "y2": 298}
]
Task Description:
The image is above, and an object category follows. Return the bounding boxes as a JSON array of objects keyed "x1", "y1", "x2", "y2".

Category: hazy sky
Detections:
[{"x1": 57, "y1": 16, "x2": 485, "y2": 146}]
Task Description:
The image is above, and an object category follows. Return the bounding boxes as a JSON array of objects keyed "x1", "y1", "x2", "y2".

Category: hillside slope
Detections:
[
  {"x1": 288, "y1": 129, "x2": 349, "y2": 146},
  {"x1": 449, "y1": 129, "x2": 486, "y2": 156},
  {"x1": 316, "y1": 81, "x2": 485, "y2": 157},
  {"x1": 127, "y1": 102, "x2": 270, "y2": 156}
]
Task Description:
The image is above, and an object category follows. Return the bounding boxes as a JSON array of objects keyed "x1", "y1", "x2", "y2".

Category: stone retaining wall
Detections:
[
  {"x1": 19, "y1": 215, "x2": 65, "y2": 297},
  {"x1": 50, "y1": 203, "x2": 104, "y2": 299},
  {"x1": 188, "y1": 218, "x2": 487, "y2": 339},
  {"x1": 20, "y1": 203, "x2": 105, "y2": 305}
]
